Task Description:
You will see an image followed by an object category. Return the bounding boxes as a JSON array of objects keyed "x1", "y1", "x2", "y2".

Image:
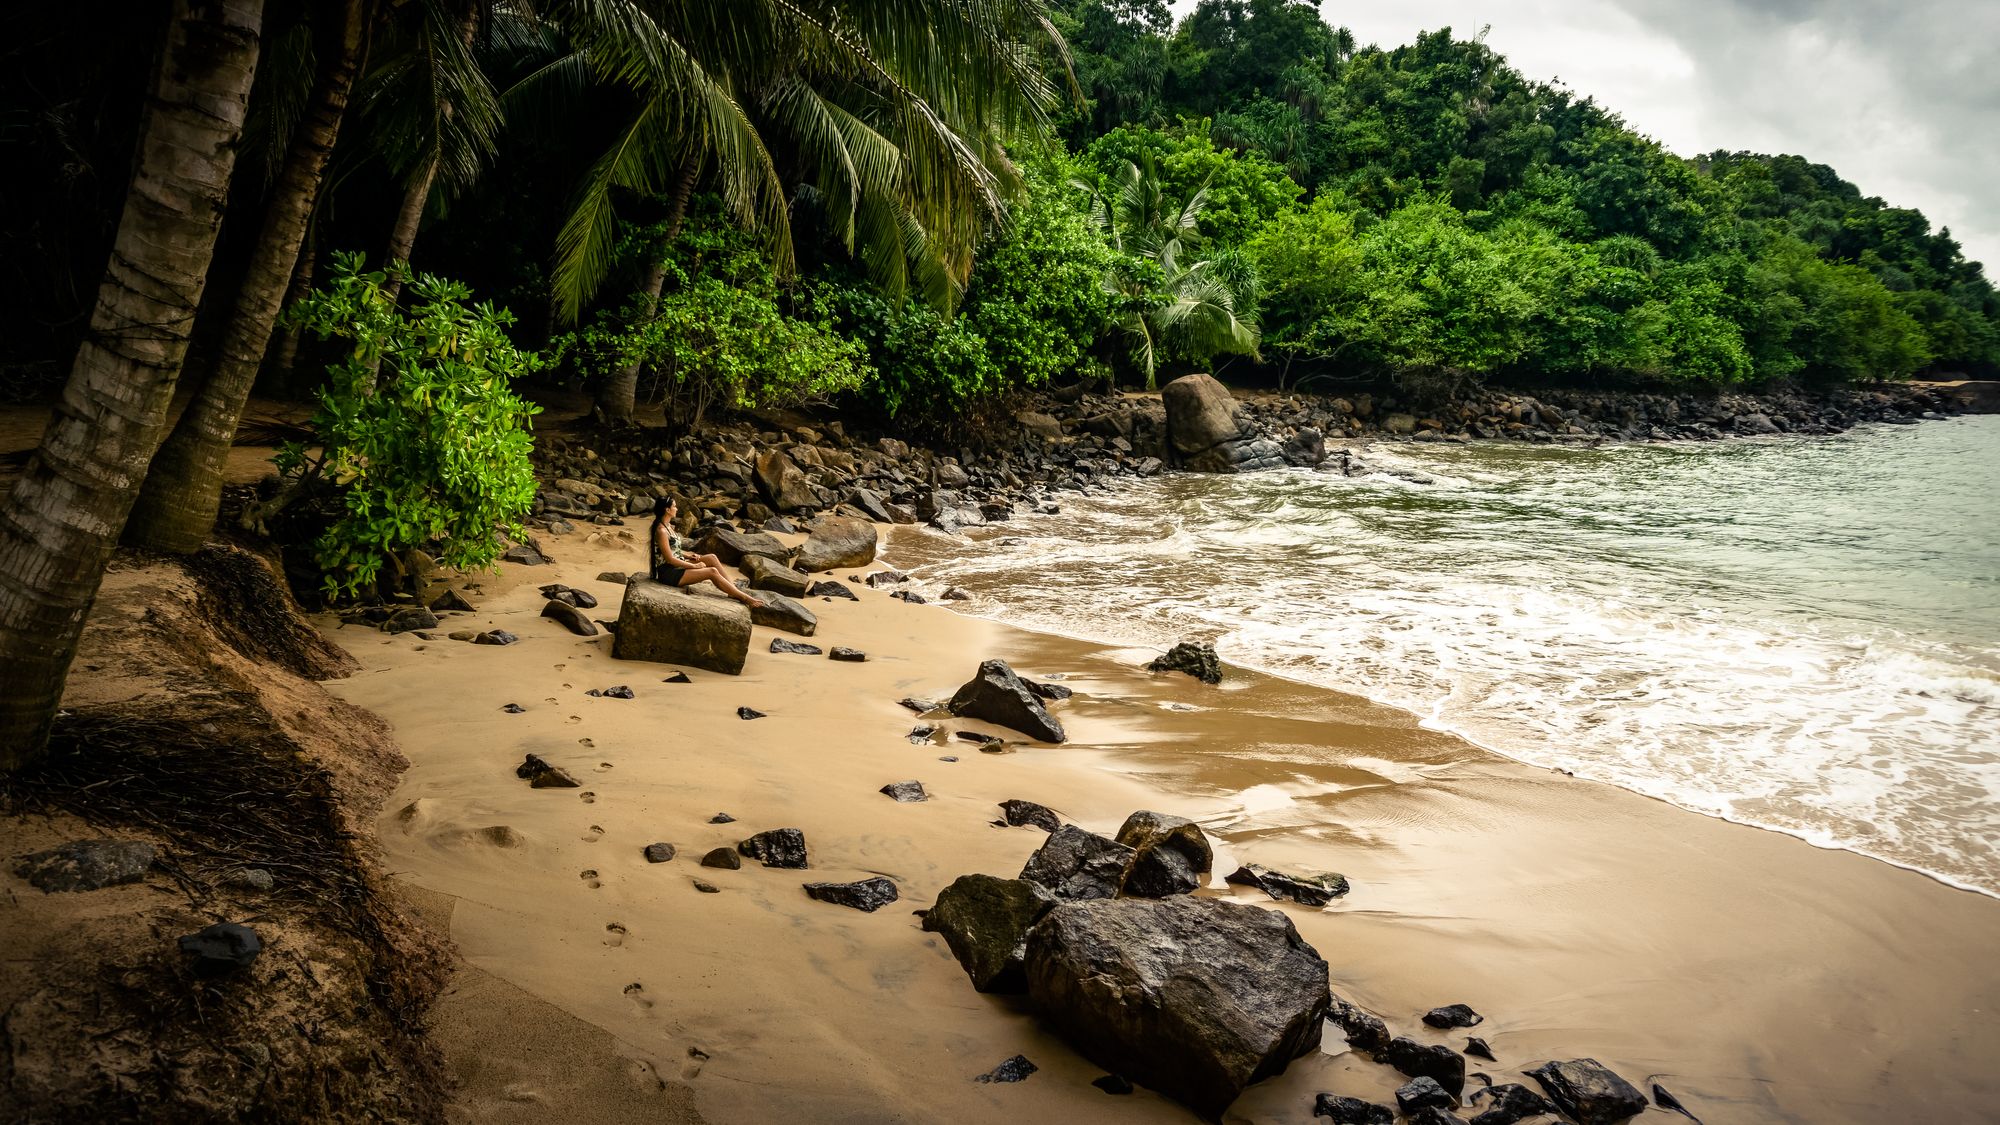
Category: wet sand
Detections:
[{"x1": 328, "y1": 526, "x2": 2000, "y2": 1124}]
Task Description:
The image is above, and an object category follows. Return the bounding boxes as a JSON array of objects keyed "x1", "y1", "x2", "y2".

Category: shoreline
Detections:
[{"x1": 332, "y1": 525, "x2": 2000, "y2": 1124}]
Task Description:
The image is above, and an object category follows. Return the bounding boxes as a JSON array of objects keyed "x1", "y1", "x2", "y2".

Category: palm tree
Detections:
[
  {"x1": 521, "y1": 0, "x2": 1066, "y2": 422},
  {"x1": 0, "y1": 0, "x2": 265, "y2": 766},
  {"x1": 1082, "y1": 157, "x2": 1260, "y2": 386}
]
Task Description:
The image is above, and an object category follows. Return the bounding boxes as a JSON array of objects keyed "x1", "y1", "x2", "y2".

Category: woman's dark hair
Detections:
[{"x1": 652, "y1": 496, "x2": 673, "y2": 521}]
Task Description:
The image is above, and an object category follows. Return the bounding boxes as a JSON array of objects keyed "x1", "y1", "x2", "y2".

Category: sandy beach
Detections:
[{"x1": 327, "y1": 525, "x2": 2000, "y2": 1124}]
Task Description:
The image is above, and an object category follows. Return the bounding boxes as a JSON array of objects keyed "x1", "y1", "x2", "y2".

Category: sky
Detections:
[{"x1": 1167, "y1": 0, "x2": 2000, "y2": 272}]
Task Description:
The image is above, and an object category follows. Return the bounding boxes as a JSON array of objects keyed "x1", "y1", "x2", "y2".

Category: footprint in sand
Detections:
[
  {"x1": 554, "y1": 664, "x2": 566, "y2": 671},
  {"x1": 567, "y1": 715, "x2": 581, "y2": 724},
  {"x1": 579, "y1": 791, "x2": 596, "y2": 804},
  {"x1": 681, "y1": 1047, "x2": 708, "y2": 1079},
  {"x1": 580, "y1": 869, "x2": 601, "y2": 888},
  {"x1": 624, "y1": 983, "x2": 653, "y2": 1010},
  {"x1": 578, "y1": 737, "x2": 595, "y2": 748},
  {"x1": 561, "y1": 683, "x2": 573, "y2": 690},
  {"x1": 596, "y1": 762, "x2": 614, "y2": 772},
  {"x1": 582, "y1": 825, "x2": 605, "y2": 843},
  {"x1": 603, "y1": 922, "x2": 626, "y2": 947},
  {"x1": 545, "y1": 697, "x2": 558, "y2": 705}
]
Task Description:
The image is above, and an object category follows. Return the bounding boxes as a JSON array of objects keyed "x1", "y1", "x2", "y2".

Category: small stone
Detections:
[
  {"x1": 828, "y1": 646, "x2": 866, "y2": 662},
  {"x1": 805, "y1": 580, "x2": 857, "y2": 600},
  {"x1": 889, "y1": 590, "x2": 927, "y2": 604},
  {"x1": 473, "y1": 629, "x2": 518, "y2": 646},
  {"x1": 596, "y1": 570, "x2": 633, "y2": 584},
  {"x1": 938, "y1": 755, "x2": 957, "y2": 762},
  {"x1": 736, "y1": 706, "x2": 765, "y2": 720},
  {"x1": 664, "y1": 671, "x2": 692, "y2": 683},
  {"x1": 693, "y1": 880, "x2": 721, "y2": 893},
  {"x1": 1424, "y1": 1003, "x2": 1483, "y2": 1029},
  {"x1": 1465, "y1": 1037, "x2": 1496, "y2": 1061},
  {"x1": 227, "y1": 868, "x2": 275, "y2": 892},
  {"x1": 941, "y1": 587, "x2": 970, "y2": 601},
  {"x1": 864, "y1": 570, "x2": 908, "y2": 587},
  {"x1": 737, "y1": 828, "x2": 808, "y2": 869},
  {"x1": 643, "y1": 843, "x2": 677, "y2": 863},
  {"x1": 897, "y1": 697, "x2": 940, "y2": 713},
  {"x1": 1312, "y1": 1094, "x2": 1393, "y2": 1123},
  {"x1": 907, "y1": 725, "x2": 938, "y2": 743},
  {"x1": 973, "y1": 1055, "x2": 1036, "y2": 1084},
  {"x1": 1385, "y1": 1038, "x2": 1465, "y2": 1096},
  {"x1": 599, "y1": 685, "x2": 635, "y2": 699},
  {"x1": 1146, "y1": 640, "x2": 1222, "y2": 684},
  {"x1": 998, "y1": 799, "x2": 1061, "y2": 832},
  {"x1": 13, "y1": 840, "x2": 157, "y2": 893},
  {"x1": 802, "y1": 876, "x2": 899, "y2": 911},
  {"x1": 708, "y1": 813, "x2": 736, "y2": 824},
  {"x1": 501, "y1": 703, "x2": 526, "y2": 713},
  {"x1": 449, "y1": 630, "x2": 476, "y2": 641},
  {"x1": 1396, "y1": 1076, "x2": 1454, "y2": 1113},
  {"x1": 1224, "y1": 863, "x2": 1349, "y2": 906},
  {"x1": 1092, "y1": 1075, "x2": 1134, "y2": 1096},
  {"x1": 501, "y1": 544, "x2": 546, "y2": 565},
  {"x1": 382, "y1": 607, "x2": 438, "y2": 634},
  {"x1": 770, "y1": 638, "x2": 823, "y2": 655},
  {"x1": 179, "y1": 922, "x2": 262, "y2": 976},
  {"x1": 879, "y1": 780, "x2": 928, "y2": 802},
  {"x1": 541, "y1": 599, "x2": 599, "y2": 636},
  {"x1": 429, "y1": 589, "x2": 475, "y2": 613},
  {"x1": 700, "y1": 848, "x2": 742, "y2": 870}
]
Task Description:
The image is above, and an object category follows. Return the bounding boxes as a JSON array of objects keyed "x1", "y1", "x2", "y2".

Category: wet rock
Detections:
[
  {"x1": 1313, "y1": 1094, "x2": 1393, "y2": 1123},
  {"x1": 879, "y1": 780, "x2": 928, "y2": 802},
  {"x1": 1094, "y1": 1075, "x2": 1135, "y2": 1096},
  {"x1": 1405, "y1": 1109, "x2": 1464, "y2": 1125},
  {"x1": 864, "y1": 569, "x2": 908, "y2": 587},
  {"x1": 613, "y1": 578, "x2": 752, "y2": 675},
  {"x1": 1328, "y1": 997, "x2": 1390, "y2": 1054},
  {"x1": 700, "y1": 847, "x2": 742, "y2": 870},
  {"x1": 501, "y1": 544, "x2": 546, "y2": 565},
  {"x1": 743, "y1": 555, "x2": 811, "y2": 598},
  {"x1": 1652, "y1": 1082, "x2": 1700, "y2": 1122},
  {"x1": 736, "y1": 706, "x2": 764, "y2": 720},
  {"x1": 643, "y1": 843, "x2": 677, "y2": 863},
  {"x1": 13, "y1": 840, "x2": 157, "y2": 893},
  {"x1": 802, "y1": 876, "x2": 899, "y2": 912},
  {"x1": 898, "y1": 697, "x2": 941, "y2": 713},
  {"x1": 941, "y1": 586, "x2": 971, "y2": 601},
  {"x1": 708, "y1": 813, "x2": 735, "y2": 824},
  {"x1": 473, "y1": 629, "x2": 518, "y2": 645},
  {"x1": 382, "y1": 607, "x2": 438, "y2": 634},
  {"x1": 828, "y1": 646, "x2": 866, "y2": 662},
  {"x1": 1224, "y1": 863, "x2": 1349, "y2": 906},
  {"x1": 697, "y1": 526, "x2": 790, "y2": 566},
  {"x1": 1526, "y1": 1059, "x2": 1647, "y2": 1125},
  {"x1": 770, "y1": 638, "x2": 823, "y2": 655},
  {"x1": 948, "y1": 659, "x2": 1066, "y2": 742},
  {"x1": 907, "y1": 724, "x2": 938, "y2": 743},
  {"x1": 738, "y1": 828, "x2": 808, "y2": 869},
  {"x1": 1162, "y1": 374, "x2": 1250, "y2": 461},
  {"x1": 999, "y1": 799, "x2": 1062, "y2": 832},
  {"x1": 794, "y1": 515, "x2": 878, "y2": 572},
  {"x1": 1114, "y1": 810, "x2": 1214, "y2": 898},
  {"x1": 1468, "y1": 1083, "x2": 1560, "y2": 1125},
  {"x1": 540, "y1": 599, "x2": 599, "y2": 637},
  {"x1": 1025, "y1": 679, "x2": 1073, "y2": 702},
  {"x1": 1023, "y1": 895, "x2": 1330, "y2": 1120},
  {"x1": 1385, "y1": 1038, "x2": 1465, "y2": 1096},
  {"x1": 179, "y1": 922, "x2": 262, "y2": 976},
  {"x1": 805, "y1": 580, "x2": 858, "y2": 600},
  {"x1": 598, "y1": 685, "x2": 635, "y2": 699},
  {"x1": 1424, "y1": 1004, "x2": 1484, "y2": 1029},
  {"x1": 1019, "y1": 825, "x2": 1135, "y2": 901},
  {"x1": 1465, "y1": 1037, "x2": 1496, "y2": 1061},
  {"x1": 429, "y1": 589, "x2": 476, "y2": 613},
  {"x1": 1397, "y1": 1076, "x2": 1455, "y2": 1113},
  {"x1": 501, "y1": 703, "x2": 526, "y2": 713},
  {"x1": 693, "y1": 880, "x2": 721, "y2": 893},
  {"x1": 664, "y1": 671, "x2": 692, "y2": 683},
  {"x1": 974, "y1": 1055, "x2": 1037, "y2": 1084},
  {"x1": 1147, "y1": 640, "x2": 1222, "y2": 684},
  {"x1": 889, "y1": 589, "x2": 927, "y2": 604},
  {"x1": 924, "y1": 875, "x2": 1059, "y2": 993}
]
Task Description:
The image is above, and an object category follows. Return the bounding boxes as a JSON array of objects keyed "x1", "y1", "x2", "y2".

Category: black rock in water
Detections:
[
  {"x1": 1652, "y1": 1082, "x2": 1700, "y2": 1122},
  {"x1": 1019, "y1": 824, "x2": 1134, "y2": 901},
  {"x1": 828, "y1": 646, "x2": 867, "y2": 662},
  {"x1": 941, "y1": 587, "x2": 971, "y2": 601},
  {"x1": 802, "y1": 876, "x2": 899, "y2": 912},
  {"x1": 1465, "y1": 1037, "x2": 1496, "y2": 1061},
  {"x1": 1313, "y1": 1094, "x2": 1393, "y2": 1123},
  {"x1": 708, "y1": 813, "x2": 736, "y2": 824},
  {"x1": 501, "y1": 703, "x2": 526, "y2": 713},
  {"x1": 540, "y1": 599, "x2": 599, "y2": 636},
  {"x1": 889, "y1": 590, "x2": 927, "y2": 604},
  {"x1": 1224, "y1": 863, "x2": 1349, "y2": 906},
  {"x1": 1424, "y1": 1003, "x2": 1483, "y2": 1029},
  {"x1": 948, "y1": 659, "x2": 1066, "y2": 742},
  {"x1": 1396, "y1": 1076, "x2": 1455, "y2": 1113},
  {"x1": 643, "y1": 843, "x2": 677, "y2": 863},
  {"x1": 738, "y1": 828, "x2": 808, "y2": 869},
  {"x1": 1327, "y1": 998, "x2": 1391, "y2": 1054},
  {"x1": 1146, "y1": 640, "x2": 1222, "y2": 684},
  {"x1": 974, "y1": 1055, "x2": 1037, "y2": 1084},
  {"x1": 770, "y1": 638, "x2": 823, "y2": 655},
  {"x1": 179, "y1": 922, "x2": 262, "y2": 976},
  {"x1": 1093, "y1": 1075, "x2": 1135, "y2": 1096},
  {"x1": 1385, "y1": 1037, "x2": 1466, "y2": 1096},
  {"x1": 879, "y1": 780, "x2": 928, "y2": 802},
  {"x1": 1526, "y1": 1059, "x2": 1647, "y2": 1125},
  {"x1": 1468, "y1": 1082, "x2": 1560, "y2": 1125},
  {"x1": 13, "y1": 840, "x2": 156, "y2": 893},
  {"x1": 806, "y1": 580, "x2": 858, "y2": 600},
  {"x1": 736, "y1": 706, "x2": 765, "y2": 720},
  {"x1": 923, "y1": 874, "x2": 1058, "y2": 993},
  {"x1": 1115, "y1": 810, "x2": 1213, "y2": 898},
  {"x1": 998, "y1": 799, "x2": 1062, "y2": 832},
  {"x1": 700, "y1": 847, "x2": 742, "y2": 870},
  {"x1": 473, "y1": 629, "x2": 519, "y2": 645},
  {"x1": 664, "y1": 671, "x2": 692, "y2": 683}
]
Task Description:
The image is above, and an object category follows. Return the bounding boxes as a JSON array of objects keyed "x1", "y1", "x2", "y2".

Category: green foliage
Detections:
[
  {"x1": 279, "y1": 253, "x2": 542, "y2": 597},
  {"x1": 1083, "y1": 123, "x2": 1301, "y2": 246},
  {"x1": 961, "y1": 155, "x2": 1119, "y2": 388}
]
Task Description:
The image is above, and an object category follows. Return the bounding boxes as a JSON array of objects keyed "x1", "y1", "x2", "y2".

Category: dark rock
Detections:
[
  {"x1": 1405, "y1": 1109, "x2": 1465, "y2": 1125},
  {"x1": 941, "y1": 587, "x2": 971, "y2": 601},
  {"x1": 888, "y1": 589, "x2": 927, "y2": 604},
  {"x1": 770, "y1": 638, "x2": 823, "y2": 655},
  {"x1": 1312, "y1": 1094, "x2": 1393, "y2": 1123},
  {"x1": 501, "y1": 703, "x2": 526, "y2": 713},
  {"x1": 383, "y1": 607, "x2": 438, "y2": 634},
  {"x1": 664, "y1": 671, "x2": 692, "y2": 683},
  {"x1": 693, "y1": 880, "x2": 721, "y2": 893},
  {"x1": 1023, "y1": 895, "x2": 1330, "y2": 1120},
  {"x1": 179, "y1": 922, "x2": 262, "y2": 976},
  {"x1": 599, "y1": 685, "x2": 635, "y2": 699},
  {"x1": 1115, "y1": 810, "x2": 1213, "y2": 898},
  {"x1": 539, "y1": 583, "x2": 599, "y2": 609},
  {"x1": 13, "y1": 840, "x2": 156, "y2": 893},
  {"x1": 879, "y1": 780, "x2": 928, "y2": 802},
  {"x1": 864, "y1": 569, "x2": 908, "y2": 587},
  {"x1": 794, "y1": 515, "x2": 878, "y2": 572},
  {"x1": 922, "y1": 875, "x2": 1059, "y2": 993},
  {"x1": 516, "y1": 754, "x2": 580, "y2": 788},
  {"x1": 1147, "y1": 640, "x2": 1222, "y2": 684},
  {"x1": 754, "y1": 583, "x2": 819, "y2": 638},
  {"x1": 999, "y1": 799, "x2": 1061, "y2": 831},
  {"x1": 828, "y1": 646, "x2": 866, "y2": 662},
  {"x1": 1467, "y1": 1083, "x2": 1560, "y2": 1125},
  {"x1": 737, "y1": 828, "x2": 808, "y2": 869},
  {"x1": 802, "y1": 876, "x2": 899, "y2": 912},
  {"x1": 844, "y1": 488, "x2": 894, "y2": 523},
  {"x1": 501, "y1": 544, "x2": 546, "y2": 565},
  {"x1": 736, "y1": 706, "x2": 764, "y2": 720},
  {"x1": 429, "y1": 589, "x2": 476, "y2": 613},
  {"x1": 805, "y1": 580, "x2": 858, "y2": 600},
  {"x1": 1424, "y1": 1004, "x2": 1483, "y2": 1029},
  {"x1": 613, "y1": 578, "x2": 751, "y2": 675},
  {"x1": 1526, "y1": 1059, "x2": 1647, "y2": 1125},
  {"x1": 743, "y1": 554, "x2": 811, "y2": 598},
  {"x1": 540, "y1": 599, "x2": 599, "y2": 637},
  {"x1": 754, "y1": 450, "x2": 817, "y2": 512},
  {"x1": 761, "y1": 516, "x2": 797, "y2": 534},
  {"x1": 697, "y1": 526, "x2": 790, "y2": 566},
  {"x1": 898, "y1": 697, "x2": 940, "y2": 713},
  {"x1": 907, "y1": 724, "x2": 938, "y2": 743},
  {"x1": 948, "y1": 659, "x2": 1066, "y2": 742},
  {"x1": 700, "y1": 847, "x2": 742, "y2": 870},
  {"x1": 1397, "y1": 1076, "x2": 1455, "y2": 1112},
  {"x1": 1162, "y1": 374, "x2": 1250, "y2": 462},
  {"x1": 974, "y1": 1055, "x2": 1037, "y2": 1084},
  {"x1": 1652, "y1": 1082, "x2": 1700, "y2": 1122},
  {"x1": 1224, "y1": 863, "x2": 1349, "y2": 906},
  {"x1": 473, "y1": 629, "x2": 518, "y2": 645},
  {"x1": 1019, "y1": 825, "x2": 1135, "y2": 901},
  {"x1": 643, "y1": 843, "x2": 677, "y2": 863},
  {"x1": 938, "y1": 755, "x2": 958, "y2": 762},
  {"x1": 1093, "y1": 1075, "x2": 1135, "y2": 1096},
  {"x1": 596, "y1": 570, "x2": 634, "y2": 584},
  {"x1": 1328, "y1": 997, "x2": 1390, "y2": 1054},
  {"x1": 1465, "y1": 1037, "x2": 1496, "y2": 1061},
  {"x1": 1385, "y1": 1038, "x2": 1465, "y2": 1096},
  {"x1": 708, "y1": 813, "x2": 735, "y2": 824},
  {"x1": 1025, "y1": 679, "x2": 1073, "y2": 702}
]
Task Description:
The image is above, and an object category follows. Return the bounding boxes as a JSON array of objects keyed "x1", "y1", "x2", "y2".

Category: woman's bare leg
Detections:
[{"x1": 678, "y1": 565, "x2": 763, "y2": 607}]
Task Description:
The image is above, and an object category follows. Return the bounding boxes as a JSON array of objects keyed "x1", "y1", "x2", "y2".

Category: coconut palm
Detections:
[{"x1": 0, "y1": 0, "x2": 265, "y2": 765}]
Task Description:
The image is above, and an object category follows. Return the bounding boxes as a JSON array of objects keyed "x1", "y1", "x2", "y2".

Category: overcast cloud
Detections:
[{"x1": 1168, "y1": 1, "x2": 2000, "y2": 272}]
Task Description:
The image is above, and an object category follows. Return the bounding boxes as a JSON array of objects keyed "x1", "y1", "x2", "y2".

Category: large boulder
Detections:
[
  {"x1": 1114, "y1": 811, "x2": 1212, "y2": 898},
  {"x1": 743, "y1": 555, "x2": 810, "y2": 598},
  {"x1": 755, "y1": 451, "x2": 818, "y2": 512},
  {"x1": 948, "y1": 659, "x2": 1066, "y2": 742},
  {"x1": 1162, "y1": 374, "x2": 1248, "y2": 458},
  {"x1": 1019, "y1": 825, "x2": 1134, "y2": 901},
  {"x1": 793, "y1": 515, "x2": 878, "y2": 572},
  {"x1": 922, "y1": 874, "x2": 1058, "y2": 993},
  {"x1": 1023, "y1": 896, "x2": 1330, "y2": 1120},
  {"x1": 611, "y1": 579, "x2": 752, "y2": 675},
  {"x1": 697, "y1": 526, "x2": 790, "y2": 566}
]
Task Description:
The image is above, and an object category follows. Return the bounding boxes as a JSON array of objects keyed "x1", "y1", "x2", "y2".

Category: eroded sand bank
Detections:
[{"x1": 327, "y1": 527, "x2": 2000, "y2": 1124}]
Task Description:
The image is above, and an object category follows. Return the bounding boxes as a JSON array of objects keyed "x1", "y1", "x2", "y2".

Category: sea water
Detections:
[{"x1": 898, "y1": 416, "x2": 2000, "y2": 896}]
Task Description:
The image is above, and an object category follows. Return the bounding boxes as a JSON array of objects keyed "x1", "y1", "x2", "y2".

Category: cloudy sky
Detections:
[{"x1": 1169, "y1": 0, "x2": 2000, "y2": 271}]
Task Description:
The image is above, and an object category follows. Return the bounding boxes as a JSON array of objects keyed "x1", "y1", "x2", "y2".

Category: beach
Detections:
[{"x1": 329, "y1": 524, "x2": 2000, "y2": 1124}]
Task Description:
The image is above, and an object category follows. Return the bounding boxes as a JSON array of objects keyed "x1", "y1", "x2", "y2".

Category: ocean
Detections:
[{"x1": 894, "y1": 416, "x2": 2000, "y2": 896}]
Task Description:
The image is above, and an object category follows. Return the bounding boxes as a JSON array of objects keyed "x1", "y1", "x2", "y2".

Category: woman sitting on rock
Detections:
[{"x1": 650, "y1": 497, "x2": 764, "y2": 608}]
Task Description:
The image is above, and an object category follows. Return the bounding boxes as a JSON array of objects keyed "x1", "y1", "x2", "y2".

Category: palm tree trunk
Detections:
[
  {"x1": 0, "y1": 0, "x2": 264, "y2": 768},
  {"x1": 266, "y1": 231, "x2": 318, "y2": 387},
  {"x1": 595, "y1": 153, "x2": 701, "y2": 424},
  {"x1": 373, "y1": 0, "x2": 478, "y2": 312},
  {"x1": 124, "y1": 0, "x2": 369, "y2": 555}
]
